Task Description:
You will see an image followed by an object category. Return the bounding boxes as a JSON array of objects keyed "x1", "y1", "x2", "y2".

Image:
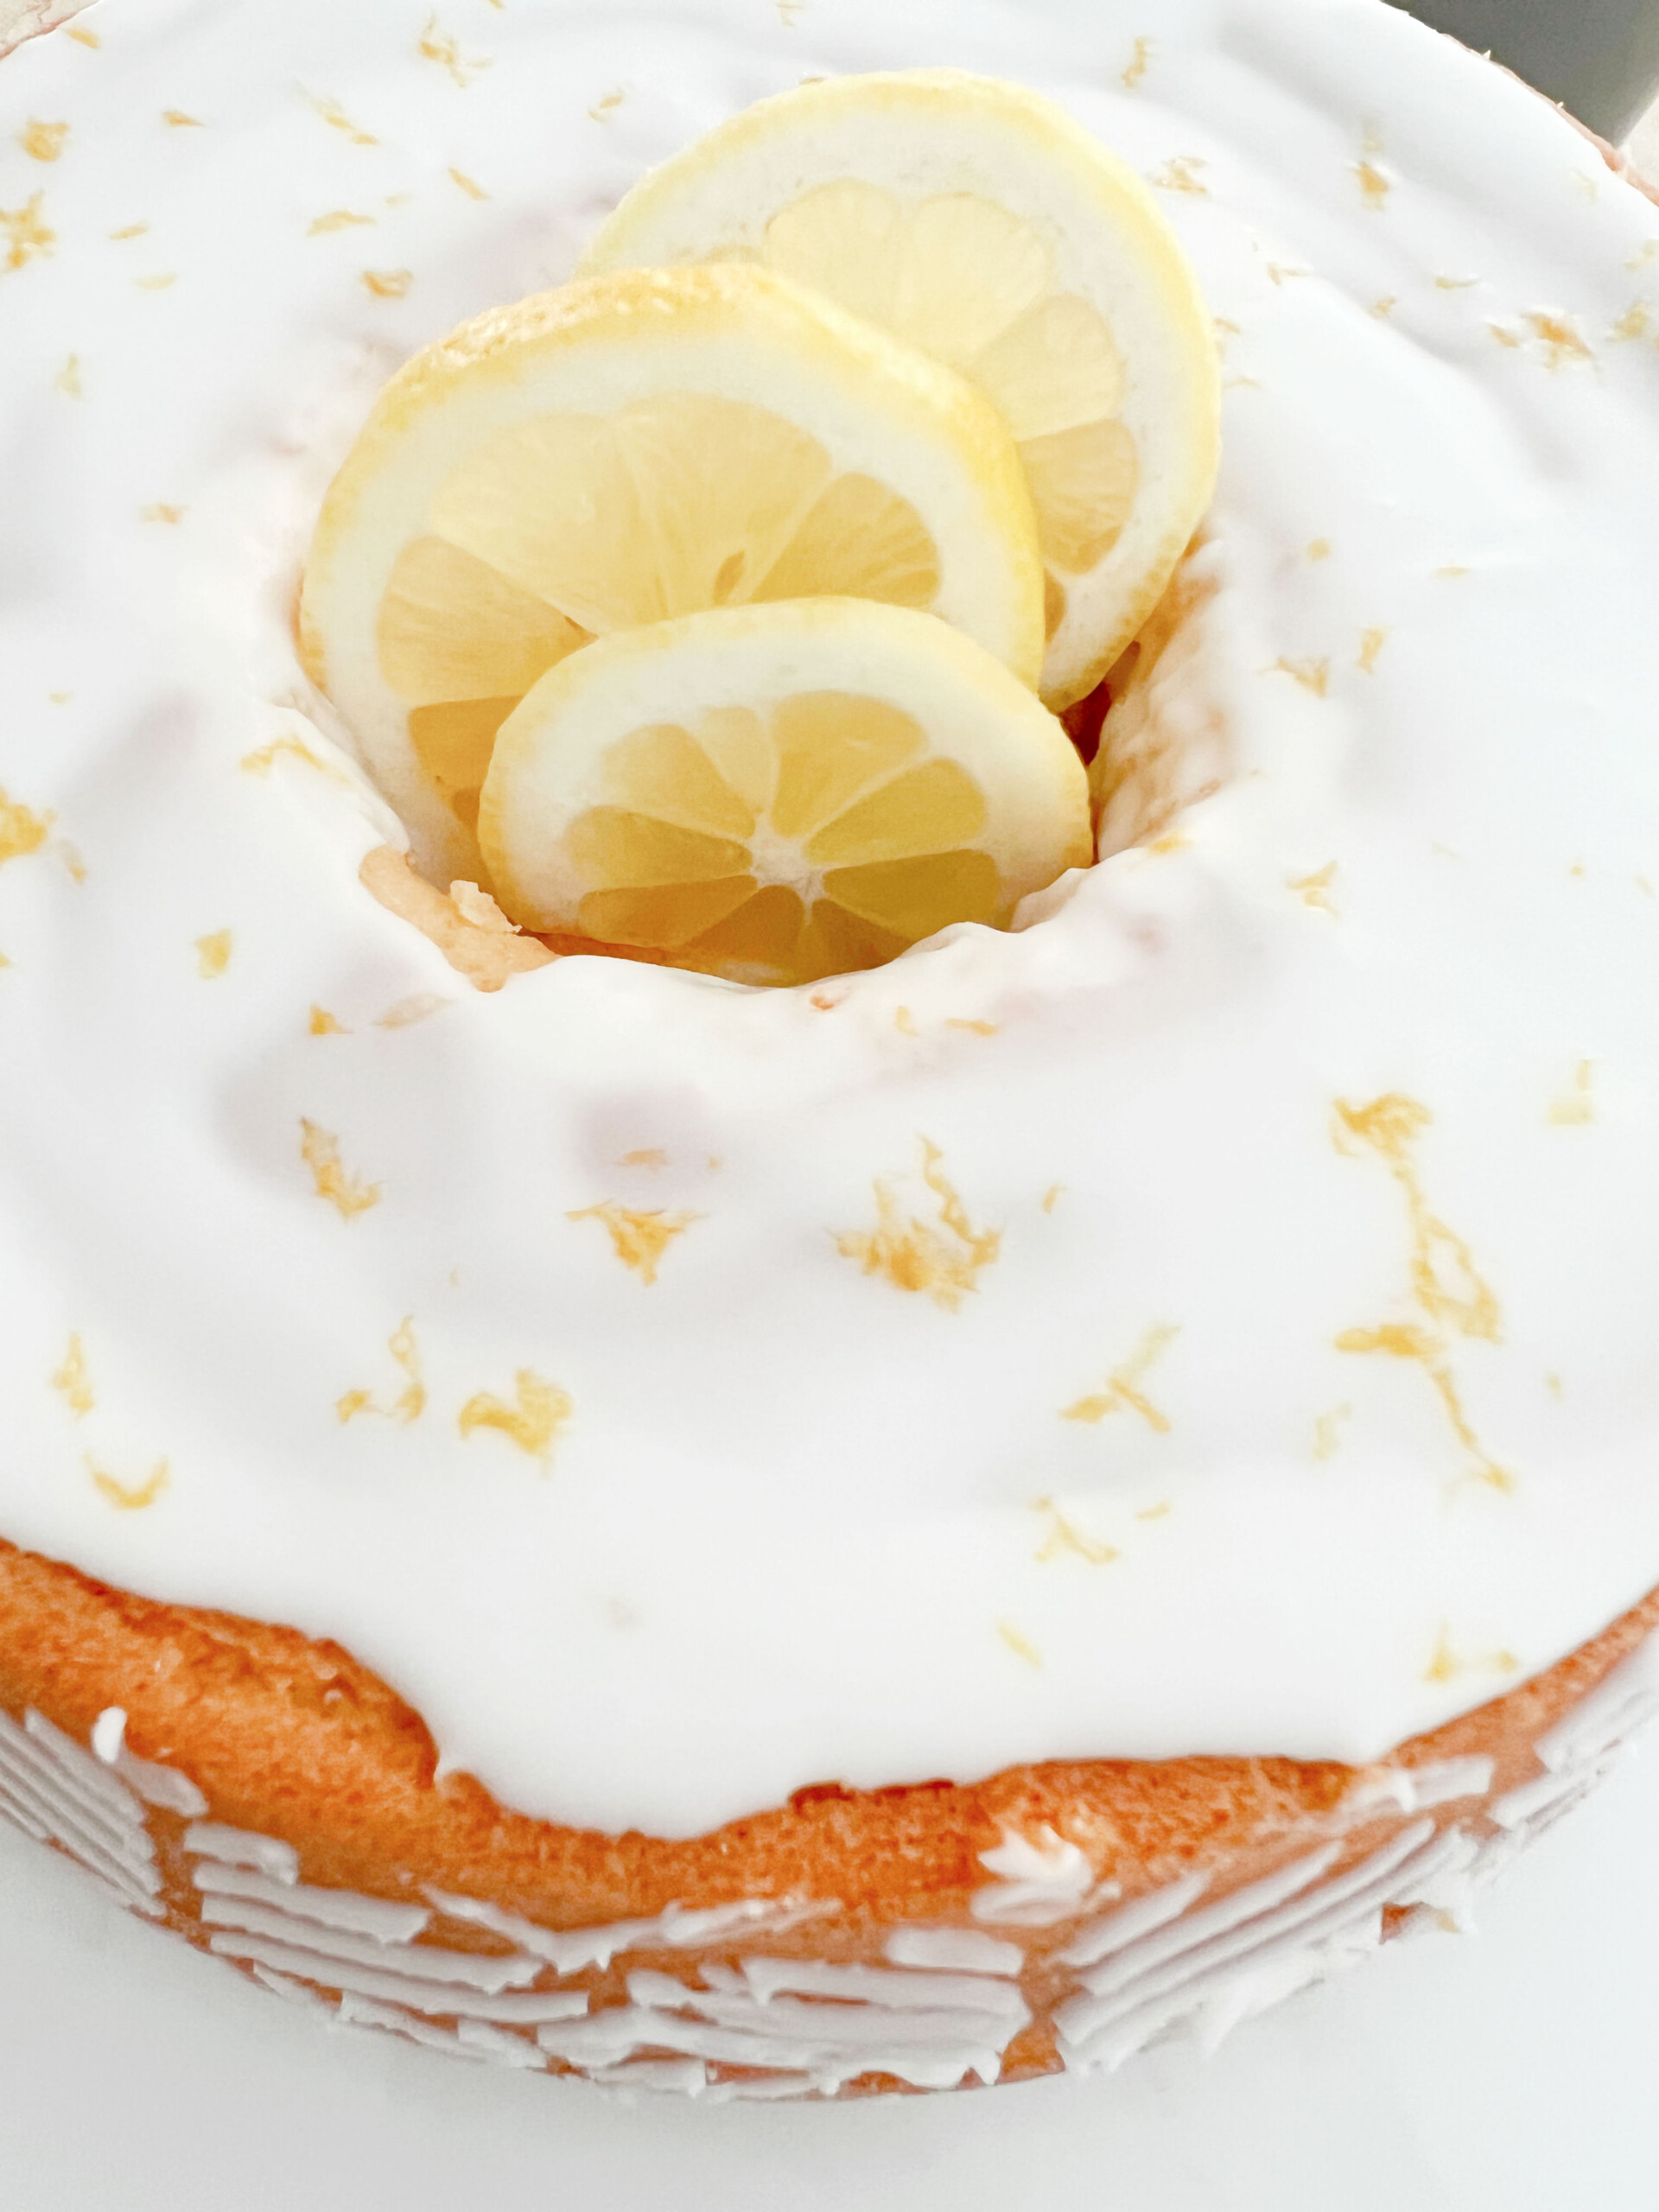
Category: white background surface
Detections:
[
  {"x1": 0, "y1": 1733, "x2": 1656, "y2": 2210},
  {"x1": 1, "y1": 15, "x2": 1655, "y2": 2206}
]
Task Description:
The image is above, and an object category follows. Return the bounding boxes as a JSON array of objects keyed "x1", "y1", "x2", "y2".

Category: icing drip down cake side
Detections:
[{"x1": 3, "y1": 0, "x2": 1659, "y2": 2097}]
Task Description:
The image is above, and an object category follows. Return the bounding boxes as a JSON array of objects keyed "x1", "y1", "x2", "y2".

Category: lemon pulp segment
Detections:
[
  {"x1": 480, "y1": 598, "x2": 1091, "y2": 988},
  {"x1": 299, "y1": 264, "x2": 1046, "y2": 884},
  {"x1": 562, "y1": 699, "x2": 999, "y2": 976},
  {"x1": 762, "y1": 182, "x2": 1136, "y2": 588},
  {"x1": 375, "y1": 391, "x2": 945, "y2": 833},
  {"x1": 582, "y1": 70, "x2": 1221, "y2": 710}
]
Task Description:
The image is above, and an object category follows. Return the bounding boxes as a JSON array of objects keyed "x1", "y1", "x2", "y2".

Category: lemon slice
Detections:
[
  {"x1": 582, "y1": 69, "x2": 1220, "y2": 712},
  {"x1": 478, "y1": 598, "x2": 1091, "y2": 988},
  {"x1": 299, "y1": 264, "x2": 1044, "y2": 883}
]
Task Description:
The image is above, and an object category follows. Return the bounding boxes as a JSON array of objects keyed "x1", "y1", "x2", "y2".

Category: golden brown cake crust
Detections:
[
  {"x1": 4, "y1": 1532, "x2": 1655, "y2": 1899},
  {"x1": 3, "y1": 1532, "x2": 1656, "y2": 2061}
]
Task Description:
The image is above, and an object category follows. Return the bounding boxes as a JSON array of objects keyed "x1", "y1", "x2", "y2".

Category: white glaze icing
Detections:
[
  {"x1": 1530, "y1": 1622, "x2": 1659, "y2": 1769},
  {"x1": 193, "y1": 1859, "x2": 432, "y2": 1942},
  {"x1": 201, "y1": 1902, "x2": 543, "y2": 1991},
  {"x1": 200, "y1": 1929, "x2": 578, "y2": 2018},
  {"x1": 1054, "y1": 1648, "x2": 1659, "y2": 2073},
  {"x1": 1060, "y1": 1869, "x2": 1212, "y2": 1972},
  {"x1": 3, "y1": 0, "x2": 1659, "y2": 1840},
  {"x1": 1066, "y1": 1838, "x2": 1350, "y2": 2006},
  {"x1": 248, "y1": 1962, "x2": 334, "y2": 2012},
  {"x1": 884, "y1": 1925, "x2": 1024, "y2": 1974},
  {"x1": 0, "y1": 1707, "x2": 161, "y2": 1911},
  {"x1": 1491, "y1": 1628, "x2": 1659, "y2": 1827},
  {"x1": 971, "y1": 1824, "x2": 1110, "y2": 1923},
  {"x1": 1334, "y1": 1752, "x2": 1495, "y2": 1822},
  {"x1": 91, "y1": 1705, "x2": 211, "y2": 1816},
  {"x1": 536, "y1": 1973, "x2": 1029, "y2": 2093},
  {"x1": 736, "y1": 1954, "x2": 1032, "y2": 2024},
  {"x1": 1056, "y1": 1821, "x2": 1448, "y2": 2068},
  {"x1": 184, "y1": 1821, "x2": 302, "y2": 1883},
  {"x1": 592, "y1": 2056, "x2": 715, "y2": 2097},
  {"x1": 337, "y1": 1992, "x2": 545, "y2": 2068},
  {"x1": 423, "y1": 1886, "x2": 834, "y2": 1971}
]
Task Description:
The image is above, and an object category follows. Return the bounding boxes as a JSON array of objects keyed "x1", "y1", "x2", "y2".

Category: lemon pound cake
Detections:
[{"x1": 3, "y1": 0, "x2": 1659, "y2": 2101}]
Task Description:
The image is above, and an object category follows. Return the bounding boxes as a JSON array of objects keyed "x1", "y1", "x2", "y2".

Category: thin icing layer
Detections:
[{"x1": 2, "y1": 0, "x2": 1658, "y2": 1837}]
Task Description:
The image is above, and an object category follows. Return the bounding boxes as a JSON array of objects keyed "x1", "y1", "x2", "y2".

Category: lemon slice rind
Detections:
[
  {"x1": 582, "y1": 69, "x2": 1220, "y2": 712},
  {"x1": 478, "y1": 597, "x2": 1091, "y2": 988},
  {"x1": 299, "y1": 263, "x2": 1045, "y2": 885}
]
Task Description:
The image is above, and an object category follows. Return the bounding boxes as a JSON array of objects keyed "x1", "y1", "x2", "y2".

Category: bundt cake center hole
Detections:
[
  {"x1": 358, "y1": 549, "x2": 1222, "y2": 993},
  {"x1": 1078, "y1": 547, "x2": 1225, "y2": 864}
]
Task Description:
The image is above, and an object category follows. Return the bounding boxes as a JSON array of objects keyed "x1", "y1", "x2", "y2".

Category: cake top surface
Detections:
[{"x1": 3, "y1": 0, "x2": 1658, "y2": 1836}]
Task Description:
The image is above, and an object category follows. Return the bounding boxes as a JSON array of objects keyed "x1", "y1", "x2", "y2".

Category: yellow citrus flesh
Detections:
[
  {"x1": 379, "y1": 394, "x2": 943, "y2": 833},
  {"x1": 761, "y1": 181, "x2": 1135, "y2": 588},
  {"x1": 479, "y1": 598, "x2": 1092, "y2": 988},
  {"x1": 582, "y1": 71, "x2": 1220, "y2": 710},
  {"x1": 298, "y1": 264, "x2": 1044, "y2": 886},
  {"x1": 423, "y1": 393, "x2": 943, "y2": 637}
]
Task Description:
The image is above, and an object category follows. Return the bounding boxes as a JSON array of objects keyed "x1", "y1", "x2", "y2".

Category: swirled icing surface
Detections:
[{"x1": 2, "y1": 0, "x2": 1658, "y2": 1837}]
